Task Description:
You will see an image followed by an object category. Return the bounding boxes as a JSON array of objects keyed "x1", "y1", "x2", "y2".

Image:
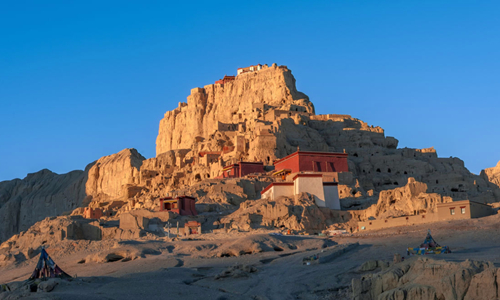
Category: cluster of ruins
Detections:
[
  {"x1": 358, "y1": 199, "x2": 494, "y2": 231},
  {"x1": 83, "y1": 207, "x2": 114, "y2": 219},
  {"x1": 85, "y1": 64, "x2": 499, "y2": 235}
]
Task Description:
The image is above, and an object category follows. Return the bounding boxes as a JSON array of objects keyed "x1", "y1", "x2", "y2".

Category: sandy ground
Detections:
[{"x1": 2, "y1": 214, "x2": 500, "y2": 300}]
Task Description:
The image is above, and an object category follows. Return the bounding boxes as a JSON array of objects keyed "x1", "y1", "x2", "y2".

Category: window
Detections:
[
  {"x1": 461, "y1": 207, "x2": 466, "y2": 214},
  {"x1": 450, "y1": 208, "x2": 455, "y2": 215},
  {"x1": 314, "y1": 161, "x2": 322, "y2": 172}
]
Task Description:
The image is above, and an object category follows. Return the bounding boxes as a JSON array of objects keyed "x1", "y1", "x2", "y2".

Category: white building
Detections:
[
  {"x1": 237, "y1": 64, "x2": 264, "y2": 75},
  {"x1": 261, "y1": 173, "x2": 340, "y2": 210}
]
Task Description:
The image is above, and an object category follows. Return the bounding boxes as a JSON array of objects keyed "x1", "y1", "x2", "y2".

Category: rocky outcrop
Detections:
[
  {"x1": 0, "y1": 214, "x2": 165, "y2": 262},
  {"x1": 85, "y1": 148, "x2": 145, "y2": 201},
  {"x1": 482, "y1": 160, "x2": 500, "y2": 188},
  {"x1": 0, "y1": 168, "x2": 89, "y2": 244},
  {"x1": 353, "y1": 178, "x2": 452, "y2": 221},
  {"x1": 0, "y1": 216, "x2": 102, "y2": 266},
  {"x1": 220, "y1": 193, "x2": 351, "y2": 233},
  {"x1": 156, "y1": 64, "x2": 314, "y2": 158},
  {"x1": 352, "y1": 257, "x2": 500, "y2": 300}
]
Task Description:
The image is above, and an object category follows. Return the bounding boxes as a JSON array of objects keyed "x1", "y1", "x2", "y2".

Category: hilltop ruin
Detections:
[{"x1": 0, "y1": 64, "x2": 499, "y2": 243}]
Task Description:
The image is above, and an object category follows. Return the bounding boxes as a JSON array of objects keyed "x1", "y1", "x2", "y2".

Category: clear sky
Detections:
[{"x1": 1, "y1": 1, "x2": 499, "y2": 181}]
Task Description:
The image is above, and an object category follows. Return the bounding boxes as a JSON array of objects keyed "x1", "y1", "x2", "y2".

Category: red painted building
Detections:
[
  {"x1": 216, "y1": 161, "x2": 265, "y2": 179},
  {"x1": 273, "y1": 151, "x2": 348, "y2": 174},
  {"x1": 184, "y1": 221, "x2": 202, "y2": 235},
  {"x1": 159, "y1": 196, "x2": 197, "y2": 216},
  {"x1": 215, "y1": 75, "x2": 236, "y2": 85}
]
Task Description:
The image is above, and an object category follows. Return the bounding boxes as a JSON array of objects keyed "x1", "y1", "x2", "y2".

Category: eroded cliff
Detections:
[{"x1": 0, "y1": 168, "x2": 89, "y2": 243}]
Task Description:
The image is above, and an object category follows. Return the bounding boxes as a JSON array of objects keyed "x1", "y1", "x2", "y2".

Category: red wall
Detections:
[
  {"x1": 239, "y1": 162, "x2": 265, "y2": 176},
  {"x1": 273, "y1": 155, "x2": 300, "y2": 173},
  {"x1": 160, "y1": 197, "x2": 197, "y2": 216},
  {"x1": 274, "y1": 152, "x2": 348, "y2": 173},
  {"x1": 217, "y1": 162, "x2": 264, "y2": 179},
  {"x1": 159, "y1": 198, "x2": 180, "y2": 214},
  {"x1": 226, "y1": 165, "x2": 239, "y2": 177}
]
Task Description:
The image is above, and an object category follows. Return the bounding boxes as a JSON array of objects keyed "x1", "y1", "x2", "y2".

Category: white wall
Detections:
[
  {"x1": 294, "y1": 176, "x2": 325, "y2": 207},
  {"x1": 262, "y1": 184, "x2": 293, "y2": 200},
  {"x1": 262, "y1": 179, "x2": 340, "y2": 211},
  {"x1": 273, "y1": 185, "x2": 294, "y2": 200},
  {"x1": 261, "y1": 188, "x2": 273, "y2": 200},
  {"x1": 324, "y1": 185, "x2": 340, "y2": 210}
]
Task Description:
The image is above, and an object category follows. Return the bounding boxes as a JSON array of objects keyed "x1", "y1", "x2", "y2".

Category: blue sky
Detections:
[{"x1": 1, "y1": 1, "x2": 499, "y2": 181}]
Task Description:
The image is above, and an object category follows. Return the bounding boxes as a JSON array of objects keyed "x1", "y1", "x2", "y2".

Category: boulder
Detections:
[
  {"x1": 37, "y1": 279, "x2": 59, "y2": 292},
  {"x1": 359, "y1": 260, "x2": 388, "y2": 272}
]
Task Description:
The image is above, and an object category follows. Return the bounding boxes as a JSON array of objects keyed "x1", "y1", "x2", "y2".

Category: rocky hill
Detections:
[
  {"x1": 1, "y1": 64, "x2": 500, "y2": 243},
  {"x1": 156, "y1": 64, "x2": 314, "y2": 159},
  {"x1": 0, "y1": 168, "x2": 89, "y2": 243},
  {"x1": 152, "y1": 63, "x2": 500, "y2": 211}
]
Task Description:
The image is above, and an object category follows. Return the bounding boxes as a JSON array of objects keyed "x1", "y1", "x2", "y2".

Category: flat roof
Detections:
[
  {"x1": 159, "y1": 195, "x2": 196, "y2": 201},
  {"x1": 222, "y1": 161, "x2": 263, "y2": 171},
  {"x1": 292, "y1": 173, "x2": 323, "y2": 181},
  {"x1": 240, "y1": 161, "x2": 264, "y2": 165},
  {"x1": 437, "y1": 199, "x2": 492, "y2": 208},
  {"x1": 274, "y1": 150, "x2": 348, "y2": 165}
]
